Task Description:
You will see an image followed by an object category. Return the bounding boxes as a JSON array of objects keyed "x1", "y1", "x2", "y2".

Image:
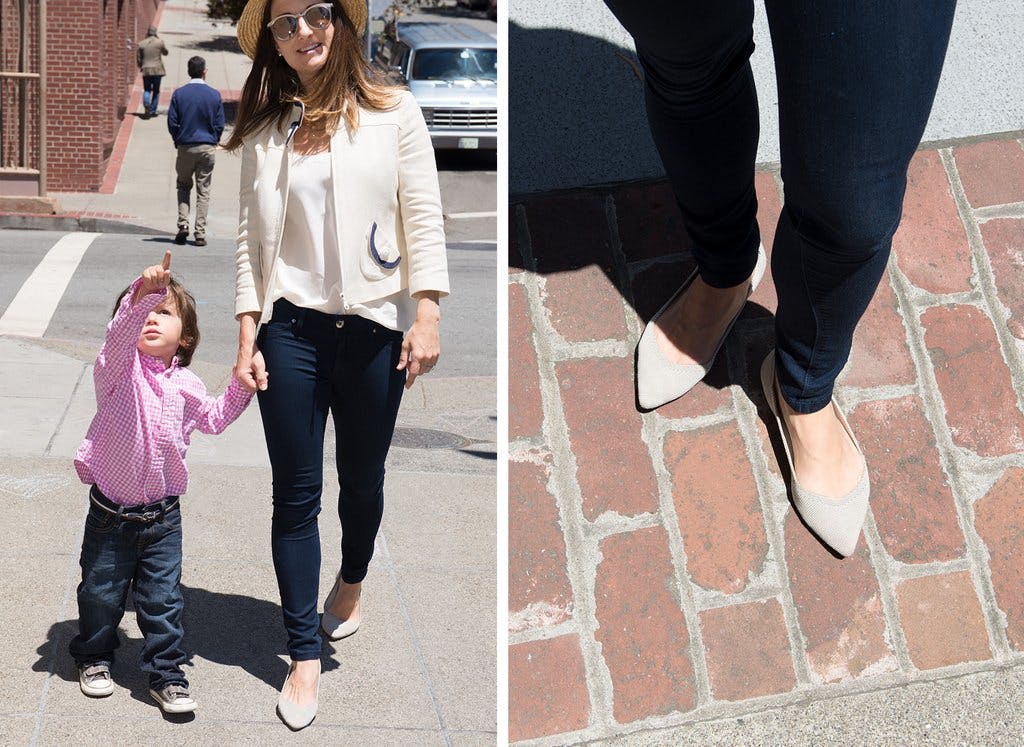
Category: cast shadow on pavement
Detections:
[{"x1": 33, "y1": 584, "x2": 343, "y2": 717}]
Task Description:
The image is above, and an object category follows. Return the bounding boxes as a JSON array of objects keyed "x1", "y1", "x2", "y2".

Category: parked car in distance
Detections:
[
  {"x1": 374, "y1": 22, "x2": 497, "y2": 151},
  {"x1": 457, "y1": 0, "x2": 496, "y2": 16}
]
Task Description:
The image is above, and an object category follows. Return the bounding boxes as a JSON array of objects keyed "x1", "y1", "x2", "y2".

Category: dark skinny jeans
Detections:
[
  {"x1": 256, "y1": 299, "x2": 406, "y2": 661},
  {"x1": 603, "y1": 0, "x2": 956, "y2": 411}
]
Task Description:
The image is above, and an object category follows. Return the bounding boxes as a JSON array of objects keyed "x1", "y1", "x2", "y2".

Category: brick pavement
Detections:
[{"x1": 507, "y1": 134, "x2": 1024, "y2": 744}]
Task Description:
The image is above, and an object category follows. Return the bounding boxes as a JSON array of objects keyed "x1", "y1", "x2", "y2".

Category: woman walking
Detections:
[
  {"x1": 226, "y1": 0, "x2": 449, "y2": 729},
  {"x1": 623, "y1": 0, "x2": 956, "y2": 556}
]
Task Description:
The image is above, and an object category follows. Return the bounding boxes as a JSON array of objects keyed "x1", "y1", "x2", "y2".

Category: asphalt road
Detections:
[{"x1": 0, "y1": 230, "x2": 495, "y2": 380}]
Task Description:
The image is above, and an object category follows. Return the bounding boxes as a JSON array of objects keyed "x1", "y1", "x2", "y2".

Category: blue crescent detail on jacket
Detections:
[{"x1": 369, "y1": 222, "x2": 401, "y2": 269}]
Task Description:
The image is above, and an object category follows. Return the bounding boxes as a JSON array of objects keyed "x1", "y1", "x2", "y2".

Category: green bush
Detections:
[{"x1": 206, "y1": 0, "x2": 247, "y2": 22}]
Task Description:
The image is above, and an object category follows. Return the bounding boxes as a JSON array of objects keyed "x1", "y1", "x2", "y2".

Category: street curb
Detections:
[{"x1": 0, "y1": 213, "x2": 171, "y2": 235}]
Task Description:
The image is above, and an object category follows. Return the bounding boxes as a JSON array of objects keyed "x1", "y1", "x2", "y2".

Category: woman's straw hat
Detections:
[{"x1": 237, "y1": 0, "x2": 367, "y2": 59}]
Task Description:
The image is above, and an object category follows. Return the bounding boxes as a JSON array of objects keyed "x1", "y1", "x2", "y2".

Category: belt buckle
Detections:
[{"x1": 138, "y1": 508, "x2": 161, "y2": 523}]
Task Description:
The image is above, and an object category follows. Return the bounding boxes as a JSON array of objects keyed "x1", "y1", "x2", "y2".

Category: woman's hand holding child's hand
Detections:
[{"x1": 134, "y1": 250, "x2": 173, "y2": 303}]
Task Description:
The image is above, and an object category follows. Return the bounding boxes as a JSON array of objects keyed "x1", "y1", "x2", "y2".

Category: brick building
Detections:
[{"x1": 1, "y1": 0, "x2": 160, "y2": 198}]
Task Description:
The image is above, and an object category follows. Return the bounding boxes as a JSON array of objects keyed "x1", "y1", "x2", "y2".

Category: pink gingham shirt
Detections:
[{"x1": 74, "y1": 277, "x2": 253, "y2": 506}]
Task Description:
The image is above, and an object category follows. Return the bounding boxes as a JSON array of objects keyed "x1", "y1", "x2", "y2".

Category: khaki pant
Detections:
[{"x1": 175, "y1": 144, "x2": 216, "y2": 238}]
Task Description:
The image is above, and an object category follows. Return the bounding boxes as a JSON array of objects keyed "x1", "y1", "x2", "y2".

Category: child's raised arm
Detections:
[{"x1": 94, "y1": 251, "x2": 173, "y2": 399}]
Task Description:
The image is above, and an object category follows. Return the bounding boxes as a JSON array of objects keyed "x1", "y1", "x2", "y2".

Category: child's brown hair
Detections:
[{"x1": 113, "y1": 278, "x2": 200, "y2": 367}]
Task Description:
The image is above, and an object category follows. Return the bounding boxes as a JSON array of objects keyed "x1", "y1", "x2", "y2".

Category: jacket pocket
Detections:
[{"x1": 359, "y1": 221, "x2": 402, "y2": 281}]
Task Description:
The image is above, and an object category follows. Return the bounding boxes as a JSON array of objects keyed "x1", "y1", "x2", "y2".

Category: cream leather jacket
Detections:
[{"x1": 234, "y1": 90, "x2": 450, "y2": 324}]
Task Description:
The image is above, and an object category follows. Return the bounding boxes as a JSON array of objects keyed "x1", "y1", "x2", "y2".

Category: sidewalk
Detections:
[
  {"x1": 508, "y1": 135, "x2": 1024, "y2": 744},
  {"x1": 50, "y1": 0, "x2": 250, "y2": 240},
  {"x1": 0, "y1": 2, "x2": 496, "y2": 743}
]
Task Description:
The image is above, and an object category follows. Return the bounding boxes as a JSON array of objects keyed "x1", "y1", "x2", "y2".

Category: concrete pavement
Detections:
[{"x1": 0, "y1": 0, "x2": 497, "y2": 743}]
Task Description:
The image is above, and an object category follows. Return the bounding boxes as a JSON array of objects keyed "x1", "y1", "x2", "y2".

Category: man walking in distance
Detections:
[
  {"x1": 167, "y1": 56, "x2": 224, "y2": 247},
  {"x1": 136, "y1": 27, "x2": 168, "y2": 119}
]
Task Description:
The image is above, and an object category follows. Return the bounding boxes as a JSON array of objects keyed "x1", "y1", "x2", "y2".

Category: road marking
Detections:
[
  {"x1": 0, "y1": 232, "x2": 100, "y2": 337},
  {"x1": 444, "y1": 211, "x2": 497, "y2": 220}
]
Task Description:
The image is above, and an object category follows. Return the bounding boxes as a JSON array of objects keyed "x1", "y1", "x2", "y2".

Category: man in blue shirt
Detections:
[{"x1": 167, "y1": 56, "x2": 224, "y2": 246}]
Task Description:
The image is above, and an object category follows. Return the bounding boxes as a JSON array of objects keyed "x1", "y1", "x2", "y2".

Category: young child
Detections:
[{"x1": 69, "y1": 251, "x2": 252, "y2": 714}]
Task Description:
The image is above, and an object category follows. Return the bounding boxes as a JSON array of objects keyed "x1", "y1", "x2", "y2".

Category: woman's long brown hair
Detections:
[{"x1": 224, "y1": 0, "x2": 398, "y2": 151}]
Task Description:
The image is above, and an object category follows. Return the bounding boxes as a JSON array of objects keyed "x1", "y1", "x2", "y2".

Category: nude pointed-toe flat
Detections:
[
  {"x1": 760, "y1": 351, "x2": 870, "y2": 557},
  {"x1": 636, "y1": 244, "x2": 766, "y2": 410}
]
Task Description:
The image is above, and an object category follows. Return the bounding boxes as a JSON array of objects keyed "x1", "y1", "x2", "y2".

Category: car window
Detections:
[
  {"x1": 394, "y1": 43, "x2": 411, "y2": 74},
  {"x1": 410, "y1": 47, "x2": 497, "y2": 82}
]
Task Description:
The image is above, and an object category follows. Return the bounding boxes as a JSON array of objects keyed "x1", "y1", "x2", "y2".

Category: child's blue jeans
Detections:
[{"x1": 69, "y1": 487, "x2": 188, "y2": 690}]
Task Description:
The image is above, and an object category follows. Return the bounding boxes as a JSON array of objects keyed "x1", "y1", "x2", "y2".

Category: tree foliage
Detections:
[{"x1": 206, "y1": 0, "x2": 248, "y2": 22}]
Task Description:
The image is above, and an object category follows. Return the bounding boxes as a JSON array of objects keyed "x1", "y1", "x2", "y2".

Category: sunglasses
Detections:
[{"x1": 266, "y1": 2, "x2": 334, "y2": 42}]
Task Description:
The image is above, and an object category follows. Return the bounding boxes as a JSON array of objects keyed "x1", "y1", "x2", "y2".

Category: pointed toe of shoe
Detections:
[
  {"x1": 792, "y1": 471, "x2": 870, "y2": 557},
  {"x1": 636, "y1": 326, "x2": 707, "y2": 409},
  {"x1": 320, "y1": 610, "x2": 360, "y2": 641},
  {"x1": 760, "y1": 350, "x2": 871, "y2": 558},
  {"x1": 277, "y1": 697, "x2": 318, "y2": 731}
]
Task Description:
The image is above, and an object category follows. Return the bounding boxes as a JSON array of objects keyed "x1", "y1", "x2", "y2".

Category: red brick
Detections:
[
  {"x1": 973, "y1": 467, "x2": 1024, "y2": 651},
  {"x1": 980, "y1": 218, "x2": 1024, "y2": 341},
  {"x1": 543, "y1": 265, "x2": 629, "y2": 342},
  {"x1": 595, "y1": 525, "x2": 696, "y2": 722},
  {"x1": 897, "y1": 572, "x2": 991, "y2": 670},
  {"x1": 892, "y1": 150, "x2": 973, "y2": 294},
  {"x1": 509, "y1": 458, "x2": 574, "y2": 633},
  {"x1": 614, "y1": 180, "x2": 691, "y2": 261},
  {"x1": 523, "y1": 192, "x2": 614, "y2": 274},
  {"x1": 921, "y1": 305, "x2": 1024, "y2": 457},
  {"x1": 557, "y1": 357, "x2": 660, "y2": 519},
  {"x1": 747, "y1": 171, "x2": 782, "y2": 317},
  {"x1": 665, "y1": 425, "x2": 769, "y2": 594},
  {"x1": 843, "y1": 275, "x2": 916, "y2": 388},
  {"x1": 850, "y1": 396, "x2": 964, "y2": 564},
  {"x1": 953, "y1": 139, "x2": 1024, "y2": 208},
  {"x1": 509, "y1": 635, "x2": 589, "y2": 741},
  {"x1": 784, "y1": 510, "x2": 896, "y2": 683},
  {"x1": 509, "y1": 283, "x2": 544, "y2": 440},
  {"x1": 700, "y1": 599, "x2": 796, "y2": 701}
]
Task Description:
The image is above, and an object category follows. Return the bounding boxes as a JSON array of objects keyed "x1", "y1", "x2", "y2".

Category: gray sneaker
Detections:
[
  {"x1": 79, "y1": 663, "x2": 114, "y2": 697},
  {"x1": 149, "y1": 683, "x2": 197, "y2": 714}
]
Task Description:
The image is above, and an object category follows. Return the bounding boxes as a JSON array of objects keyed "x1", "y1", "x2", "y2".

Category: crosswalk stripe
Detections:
[
  {"x1": 0, "y1": 232, "x2": 101, "y2": 337},
  {"x1": 445, "y1": 211, "x2": 498, "y2": 220}
]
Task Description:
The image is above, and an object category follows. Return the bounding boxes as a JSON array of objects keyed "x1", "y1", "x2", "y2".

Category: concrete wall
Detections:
[{"x1": 509, "y1": 0, "x2": 1024, "y2": 195}]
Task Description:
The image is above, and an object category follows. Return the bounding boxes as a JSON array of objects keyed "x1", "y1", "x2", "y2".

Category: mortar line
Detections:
[
  {"x1": 516, "y1": 205, "x2": 616, "y2": 729},
  {"x1": 617, "y1": 204, "x2": 714, "y2": 707},
  {"x1": 886, "y1": 215, "x2": 1011, "y2": 661},
  {"x1": 730, "y1": 364, "x2": 815, "y2": 688},
  {"x1": 516, "y1": 653, "x2": 1024, "y2": 746},
  {"x1": 939, "y1": 146, "x2": 1021, "y2": 658},
  {"x1": 973, "y1": 202, "x2": 1024, "y2": 222}
]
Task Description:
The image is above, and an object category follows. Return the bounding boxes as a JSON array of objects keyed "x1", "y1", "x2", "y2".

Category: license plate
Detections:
[{"x1": 458, "y1": 137, "x2": 479, "y2": 149}]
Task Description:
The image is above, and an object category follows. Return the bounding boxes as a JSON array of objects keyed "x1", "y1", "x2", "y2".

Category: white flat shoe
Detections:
[
  {"x1": 277, "y1": 660, "x2": 319, "y2": 731},
  {"x1": 636, "y1": 244, "x2": 767, "y2": 410},
  {"x1": 321, "y1": 573, "x2": 361, "y2": 641},
  {"x1": 760, "y1": 351, "x2": 870, "y2": 557}
]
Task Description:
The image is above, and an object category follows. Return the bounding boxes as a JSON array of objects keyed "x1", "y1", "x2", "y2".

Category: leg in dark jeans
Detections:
[
  {"x1": 257, "y1": 303, "x2": 407, "y2": 659},
  {"x1": 257, "y1": 313, "x2": 330, "y2": 662},
  {"x1": 69, "y1": 504, "x2": 135, "y2": 668},
  {"x1": 602, "y1": 0, "x2": 761, "y2": 288},
  {"x1": 330, "y1": 322, "x2": 406, "y2": 584},
  {"x1": 765, "y1": 0, "x2": 956, "y2": 410},
  {"x1": 132, "y1": 506, "x2": 188, "y2": 689},
  {"x1": 605, "y1": 0, "x2": 954, "y2": 406}
]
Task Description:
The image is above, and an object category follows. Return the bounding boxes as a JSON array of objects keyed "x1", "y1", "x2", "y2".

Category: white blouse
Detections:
[{"x1": 271, "y1": 148, "x2": 416, "y2": 332}]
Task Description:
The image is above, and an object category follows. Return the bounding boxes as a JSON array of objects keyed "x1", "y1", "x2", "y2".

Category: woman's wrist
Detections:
[
  {"x1": 237, "y1": 312, "x2": 259, "y2": 348},
  {"x1": 413, "y1": 292, "x2": 441, "y2": 324}
]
